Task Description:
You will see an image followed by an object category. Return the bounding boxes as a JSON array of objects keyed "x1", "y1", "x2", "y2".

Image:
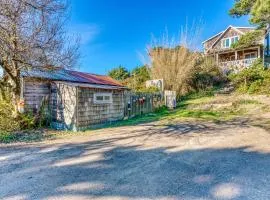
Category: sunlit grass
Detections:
[{"x1": 1, "y1": 91, "x2": 269, "y2": 143}]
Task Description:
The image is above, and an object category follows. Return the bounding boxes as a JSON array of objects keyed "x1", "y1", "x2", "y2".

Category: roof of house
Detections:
[
  {"x1": 21, "y1": 68, "x2": 125, "y2": 88},
  {"x1": 202, "y1": 25, "x2": 256, "y2": 44},
  {"x1": 202, "y1": 31, "x2": 224, "y2": 44}
]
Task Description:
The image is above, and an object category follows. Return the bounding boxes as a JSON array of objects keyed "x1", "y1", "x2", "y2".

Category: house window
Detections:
[
  {"x1": 94, "y1": 93, "x2": 112, "y2": 104},
  {"x1": 222, "y1": 38, "x2": 230, "y2": 48},
  {"x1": 231, "y1": 36, "x2": 239, "y2": 45},
  {"x1": 244, "y1": 52, "x2": 257, "y2": 59},
  {"x1": 221, "y1": 36, "x2": 239, "y2": 48}
]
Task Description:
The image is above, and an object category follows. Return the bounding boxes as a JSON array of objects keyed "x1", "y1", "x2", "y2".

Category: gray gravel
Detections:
[{"x1": 1, "y1": 120, "x2": 270, "y2": 200}]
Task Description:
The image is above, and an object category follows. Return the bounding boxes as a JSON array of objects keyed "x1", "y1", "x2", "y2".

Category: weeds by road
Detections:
[{"x1": 111, "y1": 92, "x2": 270, "y2": 127}]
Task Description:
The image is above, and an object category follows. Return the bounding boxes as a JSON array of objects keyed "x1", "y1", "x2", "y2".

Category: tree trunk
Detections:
[{"x1": 12, "y1": 75, "x2": 21, "y2": 118}]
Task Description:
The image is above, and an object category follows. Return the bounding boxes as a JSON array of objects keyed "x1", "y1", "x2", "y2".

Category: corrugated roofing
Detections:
[{"x1": 21, "y1": 68, "x2": 124, "y2": 87}]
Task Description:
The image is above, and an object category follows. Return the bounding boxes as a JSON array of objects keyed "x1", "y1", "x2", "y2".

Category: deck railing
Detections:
[{"x1": 219, "y1": 58, "x2": 257, "y2": 72}]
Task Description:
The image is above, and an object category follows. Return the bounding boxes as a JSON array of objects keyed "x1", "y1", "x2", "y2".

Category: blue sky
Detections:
[{"x1": 68, "y1": 0, "x2": 251, "y2": 75}]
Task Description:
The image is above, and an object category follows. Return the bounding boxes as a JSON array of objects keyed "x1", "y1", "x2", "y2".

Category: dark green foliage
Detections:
[
  {"x1": 0, "y1": 99, "x2": 50, "y2": 143},
  {"x1": 108, "y1": 65, "x2": 130, "y2": 81},
  {"x1": 250, "y1": 0, "x2": 270, "y2": 27},
  {"x1": 179, "y1": 89, "x2": 215, "y2": 102},
  {"x1": 131, "y1": 65, "x2": 150, "y2": 82},
  {"x1": 192, "y1": 57, "x2": 225, "y2": 92},
  {"x1": 123, "y1": 65, "x2": 152, "y2": 92},
  {"x1": 229, "y1": 0, "x2": 270, "y2": 28},
  {"x1": 228, "y1": 59, "x2": 270, "y2": 94},
  {"x1": 0, "y1": 100, "x2": 20, "y2": 132},
  {"x1": 231, "y1": 30, "x2": 264, "y2": 49},
  {"x1": 229, "y1": 0, "x2": 254, "y2": 17},
  {"x1": 138, "y1": 86, "x2": 160, "y2": 93}
]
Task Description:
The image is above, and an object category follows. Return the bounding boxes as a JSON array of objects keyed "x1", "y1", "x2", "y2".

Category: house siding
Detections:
[
  {"x1": 77, "y1": 87, "x2": 124, "y2": 130},
  {"x1": 212, "y1": 28, "x2": 240, "y2": 51},
  {"x1": 50, "y1": 82, "x2": 77, "y2": 130},
  {"x1": 23, "y1": 79, "x2": 126, "y2": 131},
  {"x1": 203, "y1": 33, "x2": 222, "y2": 51},
  {"x1": 23, "y1": 79, "x2": 50, "y2": 113}
]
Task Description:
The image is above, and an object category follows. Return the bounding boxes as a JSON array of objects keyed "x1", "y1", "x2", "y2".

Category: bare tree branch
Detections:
[{"x1": 0, "y1": 0, "x2": 80, "y2": 114}]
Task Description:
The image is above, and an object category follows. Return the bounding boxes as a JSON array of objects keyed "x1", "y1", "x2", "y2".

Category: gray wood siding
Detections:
[
  {"x1": 204, "y1": 33, "x2": 222, "y2": 50},
  {"x1": 77, "y1": 88, "x2": 124, "y2": 129},
  {"x1": 23, "y1": 79, "x2": 50, "y2": 113},
  {"x1": 23, "y1": 79, "x2": 126, "y2": 130},
  {"x1": 212, "y1": 28, "x2": 240, "y2": 51},
  {"x1": 50, "y1": 82, "x2": 77, "y2": 130}
]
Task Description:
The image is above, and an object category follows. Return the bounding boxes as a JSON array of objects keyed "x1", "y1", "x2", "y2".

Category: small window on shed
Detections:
[
  {"x1": 94, "y1": 93, "x2": 112, "y2": 104},
  {"x1": 104, "y1": 96, "x2": 110, "y2": 101}
]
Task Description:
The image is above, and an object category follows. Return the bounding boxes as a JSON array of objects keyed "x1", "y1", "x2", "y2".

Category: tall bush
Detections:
[
  {"x1": 108, "y1": 66, "x2": 130, "y2": 81},
  {"x1": 149, "y1": 46, "x2": 224, "y2": 97},
  {"x1": 148, "y1": 21, "x2": 224, "y2": 97},
  {"x1": 193, "y1": 57, "x2": 225, "y2": 91},
  {"x1": 0, "y1": 100, "x2": 20, "y2": 132},
  {"x1": 228, "y1": 59, "x2": 270, "y2": 94},
  {"x1": 125, "y1": 65, "x2": 152, "y2": 92}
]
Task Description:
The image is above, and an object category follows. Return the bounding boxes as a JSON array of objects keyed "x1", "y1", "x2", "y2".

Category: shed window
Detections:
[{"x1": 94, "y1": 93, "x2": 112, "y2": 104}]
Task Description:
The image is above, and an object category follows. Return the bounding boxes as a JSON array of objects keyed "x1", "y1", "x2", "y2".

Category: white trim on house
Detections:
[
  {"x1": 94, "y1": 92, "x2": 113, "y2": 104},
  {"x1": 207, "y1": 25, "x2": 244, "y2": 52},
  {"x1": 215, "y1": 46, "x2": 261, "y2": 55},
  {"x1": 202, "y1": 26, "x2": 255, "y2": 44},
  {"x1": 202, "y1": 31, "x2": 224, "y2": 44},
  {"x1": 244, "y1": 52, "x2": 257, "y2": 59},
  {"x1": 234, "y1": 26, "x2": 256, "y2": 29},
  {"x1": 221, "y1": 36, "x2": 239, "y2": 49}
]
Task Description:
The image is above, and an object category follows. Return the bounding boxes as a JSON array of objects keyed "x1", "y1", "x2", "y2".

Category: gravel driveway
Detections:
[{"x1": 1, "y1": 119, "x2": 270, "y2": 200}]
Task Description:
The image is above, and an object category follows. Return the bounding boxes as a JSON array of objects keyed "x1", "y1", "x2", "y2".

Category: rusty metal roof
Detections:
[{"x1": 21, "y1": 68, "x2": 124, "y2": 87}]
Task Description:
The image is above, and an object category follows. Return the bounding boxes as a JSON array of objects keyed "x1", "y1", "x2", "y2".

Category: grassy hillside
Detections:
[{"x1": 110, "y1": 92, "x2": 270, "y2": 127}]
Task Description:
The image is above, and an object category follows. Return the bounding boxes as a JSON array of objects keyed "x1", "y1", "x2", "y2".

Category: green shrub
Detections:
[
  {"x1": 18, "y1": 113, "x2": 37, "y2": 130},
  {"x1": 0, "y1": 99, "x2": 42, "y2": 136},
  {"x1": 0, "y1": 100, "x2": 20, "y2": 132},
  {"x1": 193, "y1": 57, "x2": 225, "y2": 91},
  {"x1": 0, "y1": 131, "x2": 17, "y2": 143},
  {"x1": 180, "y1": 88, "x2": 215, "y2": 101},
  {"x1": 231, "y1": 30, "x2": 264, "y2": 50},
  {"x1": 137, "y1": 86, "x2": 160, "y2": 93},
  {"x1": 228, "y1": 60, "x2": 270, "y2": 94},
  {"x1": 154, "y1": 105, "x2": 169, "y2": 113},
  {"x1": 248, "y1": 79, "x2": 263, "y2": 93}
]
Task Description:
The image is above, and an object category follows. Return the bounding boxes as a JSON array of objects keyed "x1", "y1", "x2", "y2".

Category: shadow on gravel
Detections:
[{"x1": 1, "y1": 134, "x2": 270, "y2": 200}]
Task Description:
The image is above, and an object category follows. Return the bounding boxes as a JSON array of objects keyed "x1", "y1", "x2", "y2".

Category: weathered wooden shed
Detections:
[{"x1": 21, "y1": 68, "x2": 127, "y2": 131}]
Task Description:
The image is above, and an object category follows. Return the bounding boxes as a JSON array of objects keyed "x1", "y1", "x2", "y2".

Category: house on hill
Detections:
[
  {"x1": 203, "y1": 25, "x2": 269, "y2": 72},
  {"x1": 21, "y1": 68, "x2": 127, "y2": 131}
]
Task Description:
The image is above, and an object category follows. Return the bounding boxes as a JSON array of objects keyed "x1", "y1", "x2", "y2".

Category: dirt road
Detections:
[{"x1": 1, "y1": 119, "x2": 270, "y2": 200}]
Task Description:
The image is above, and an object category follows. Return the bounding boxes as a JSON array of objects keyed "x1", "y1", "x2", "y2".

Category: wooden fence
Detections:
[{"x1": 124, "y1": 91, "x2": 163, "y2": 118}]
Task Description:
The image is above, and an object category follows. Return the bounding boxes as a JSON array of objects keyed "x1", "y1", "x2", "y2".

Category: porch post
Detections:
[
  {"x1": 235, "y1": 51, "x2": 238, "y2": 60},
  {"x1": 258, "y1": 46, "x2": 261, "y2": 58},
  {"x1": 216, "y1": 54, "x2": 219, "y2": 64}
]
